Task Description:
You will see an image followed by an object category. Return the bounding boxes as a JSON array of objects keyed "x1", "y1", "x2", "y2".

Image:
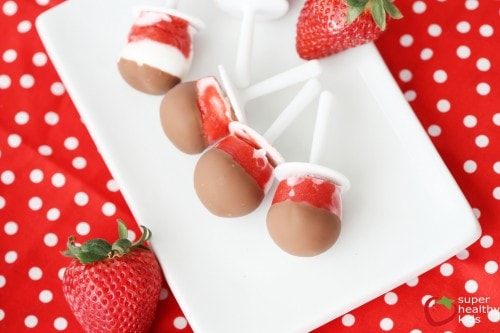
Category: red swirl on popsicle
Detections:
[
  {"x1": 118, "y1": 3, "x2": 204, "y2": 95},
  {"x1": 266, "y1": 91, "x2": 350, "y2": 257}
]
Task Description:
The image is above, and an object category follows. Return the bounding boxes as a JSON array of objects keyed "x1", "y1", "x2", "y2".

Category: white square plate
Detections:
[{"x1": 36, "y1": 1, "x2": 481, "y2": 332}]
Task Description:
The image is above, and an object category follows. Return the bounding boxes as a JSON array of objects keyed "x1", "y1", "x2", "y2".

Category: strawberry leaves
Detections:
[
  {"x1": 346, "y1": 0, "x2": 403, "y2": 30},
  {"x1": 63, "y1": 219, "x2": 152, "y2": 264}
]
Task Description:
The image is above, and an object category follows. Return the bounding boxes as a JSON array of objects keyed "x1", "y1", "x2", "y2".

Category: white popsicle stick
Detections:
[
  {"x1": 215, "y1": 0, "x2": 289, "y2": 87},
  {"x1": 309, "y1": 91, "x2": 336, "y2": 165},
  {"x1": 263, "y1": 79, "x2": 322, "y2": 143},
  {"x1": 218, "y1": 60, "x2": 322, "y2": 124}
]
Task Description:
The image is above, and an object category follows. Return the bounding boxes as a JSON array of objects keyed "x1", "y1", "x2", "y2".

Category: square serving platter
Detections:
[{"x1": 36, "y1": 0, "x2": 481, "y2": 332}]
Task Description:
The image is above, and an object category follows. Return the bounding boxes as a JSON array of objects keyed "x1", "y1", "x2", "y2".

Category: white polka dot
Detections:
[
  {"x1": 472, "y1": 208, "x2": 481, "y2": 218},
  {"x1": 384, "y1": 292, "x2": 398, "y2": 305},
  {"x1": 0, "y1": 275, "x2": 6, "y2": 288},
  {"x1": 3, "y1": 49, "x2": 17, "y2": 62},
  {"x1": 1, "y1": 170, "x2": 15, "y2": 185},
  {"x1": 3, "y1": 1, "x2": 18, "y2": 16},
  {"x1": 494, "y1": 162, "x2": 500, "y2": 174},
  {"x1": 465, "y1": 0, "x2": 479, "y2": 10},
  {"x1": 173, "y1": 316, "x2": 188, "y2": 329},
  {"x1": 0, "y1": 196, "x2": 5, "y2": 209},
  {"x1": 50, "y1": 82, "x2": 65, "y2": 96},
  {"x1": 5, "y1": 250, "x2": 18, "y2": 263},
  {"x1": 463, "y1": 115, "x2": 477, "y2": 128},
  {"x1": 19, "y1": 74, "x2": 35, "y2": 88},
  {"x1": 15, "y1": 111, "x2": 29, "y2": 125},
  {"x1": 461, "y1": 314, "x2": 476, "y2": 328},
  {"x1": 456, "y1": 21, "x2": 471, "y2": 33},
  {"x1": 29, "y1": 267, "x2": 43, "y2": 280},
  {"x1": 72, "y1": 156, "x2": 87, "y2": 169},
  {"x1": 456, "y1": 249, "x2": 470, "y2": 260},
  {"x1": 44, "y1": 111, "x2": 59, "y2": 125},
  {"x1": 436, "y1": 99, "x2": 450, "y2": 112},
  {"x1": 17, "y1": 20, "x2": 32, "y2": 33},
  {"x1": 493, "y1": 113, "x2": 500, "y2": 126},
  {"x1": 47, "y1": 208, "x2": 60, "y2": 221},
  {"x1": 58, "y1": 267, "x2": 66, "y2": 280},
  {"x1": 380, "y1": 317, "x2": 393, "y2": 331},
  {"x1": 102, "y1": 202, "x2": 116, "y2": 216},
  {"x1": 32, "y1": 52, "x2": 48, "y2": 67},
  {"x1": 475, "y1": 135, "x2": 489, "y2": 148},
  {"x1": 428, "y1": 24, "x2": 442, "y2": 37},
  {"x1": 51, "y1": 173, "x2": 66, "y2": 187},
  {"x1": 420, "y1": 48, "x2": 433, "y2": 60},
  {"x1": 476, "y1": 82, "x2": 490, "y2": 96},
  {"x1": 488, "y1": 309, "x2": 500, "y2": 323},
  {"x1": 76, "y1": 222, "x2": 90, "y2": 236},
  {"x1": 399, "y1": 69, "x2": 412, "y2": 82},
  {"x1": 342, "y1": 313, "x2": 355, "y2": 327},
  {"x1": 433, "y1": 70, "x2": 447, "y2": 83},
  {"x1": 30, "y1": 169, "x2": 44, "y2": 183},
  {"x1": 485, "y1": 261, "x2": 498, "y2": 274},
  {"x1": 38, "y1": 145, "x2": 53, "y2": 156},
  {"x1": 440, "y1": 263, "x2": 454, "y2": 276},
  {"x1": 54, "y1": 317, "x2": 68, "y2": 331},
  {"x1": 404, "y1": 90, "x2": 417, "y2": 101},
  {"x1": 400, "y1": 34, "x2": 414, "y2": 47},
  {"x1": 36, "y1": 0, "x2": 51, "y2": 5},
  {"x1": 0, "y1": 74, "x2": 12, "y2": 89},
  {"x1": 406, "y1": 277, "x2": 419, "y2": 287},
  {"x1": 28, "y1": 196, "x2": 43, "y2": 211},
  {"x1": 107, "y1": 179, "x2": 120, "y2": 192},
  {"x1": 7, "y1": 134, "x2": 21, "y2": 148},
  {"x1": 64, "y1": 137, "x2": 79, "y2": 150},
  {"x1": 39, "y1": 290, "x2": 53, "y2": 303},
  {"x1": 74, "y1": 192, "x2": 89, "y2": 206},
  {"x1": 412, "y1": 1, "x2": 426, "y2": 14},
  {"x1": 476, "y1": 58, "x2": 491, "y2": 71},
  {"x1": 159, "y1": 288, "x2": 169, "y2": 300},
  {"x1": 24, "y1": 315, "x2": 38, "y2": 328},
  {"x1": 456, "y1": 45, "x2": 471, "y2": 59},
  {"x1": 127, "y1": 229, "x2": 137, "y2": 242},
  {"x1": 463, "y1": 160, "x2": 477, "y2": 173},
  {"x1": 44, "y1": 233, "x2": 58, "y2": 247},
  {"x1": 465, "y1": 279, "x2": 478, "y2": 293},
  {"x1": 493, "y1": 187, "x2": 500, "y2": 200},
  {"x1": 428, "y1": 124, "x2": 441, "y2": 137},
  {"x1": 4, "y1": 221, "x2": 18, "y2": 235},
  {"x1": 479, "y1": 24, "x2": 494, "y2": 37}
]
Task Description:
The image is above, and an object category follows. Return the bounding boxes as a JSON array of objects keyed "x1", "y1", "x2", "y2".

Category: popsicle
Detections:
[
  {"x1": 117, "y1": 3, "x2": 204, "y2": 95},
  {"x1": 159, "y1": 60, "x2": 321, "y2": 154},
  {"x1": 215, "y1": 0, "x2": 289, "y2": 87},
  {"x1": 193, "y1": 79, "x2": 322, "y2": 217},
  {"x1": 266, "y1": 91, "x2": 351, "y2": 257}
]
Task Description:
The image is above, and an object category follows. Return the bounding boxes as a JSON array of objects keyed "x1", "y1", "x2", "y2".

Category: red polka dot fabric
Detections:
[{"x1": 0, "y1": 0, "x2": 498, "y2": 332}]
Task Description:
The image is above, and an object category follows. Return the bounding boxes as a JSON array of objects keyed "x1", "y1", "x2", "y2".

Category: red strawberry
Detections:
[
  {"x1": 296, "y1": 0, "x2": 403, "y2": 60},
  {"x1": 62, "y1": 220, "x2": 162, "y2": 333}
]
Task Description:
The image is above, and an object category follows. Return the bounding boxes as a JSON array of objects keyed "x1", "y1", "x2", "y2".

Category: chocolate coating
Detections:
[
  {"x1": 194, "y1": 147, "x2": 264, "y2": 217},
  {"x1": 266, "y1": 201, "x2": 341, "y2": 257},
  {"x1": 159, "y1": 81, "x2": 206, "y2": 154},
  {"x1": 118, "y1": 58, "x2": 180, "y2": 95}
]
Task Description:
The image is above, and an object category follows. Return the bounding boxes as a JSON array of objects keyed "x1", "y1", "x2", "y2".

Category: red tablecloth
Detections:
[{"x1": 1, "y1": 0, "x2": 498, "y2": 332}]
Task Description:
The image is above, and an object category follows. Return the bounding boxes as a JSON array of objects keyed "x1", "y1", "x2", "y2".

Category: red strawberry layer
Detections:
[
  {"x1": 272, "y1": 176, "x2": 342, "y2": 217},
  {"x1": 215, "y1": 135, "x2": 274, "y2": 192},
  {"x1": 129, "y1": 11, "x2": 191, "y2": 58},
  {"x1": 196, "y1": 77, "x2": 234, "y2": 146}
]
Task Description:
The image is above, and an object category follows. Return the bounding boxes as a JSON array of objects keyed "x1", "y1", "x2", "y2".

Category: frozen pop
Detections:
[
  {"x1": 159, "y1": 61, "x2": 322, "y2": 154},
  {"x1": 118, "y1": 5, "x2": 204, "y2": 95},
  {"x1": 193, "y1": 79, "x2": 321, "y2": 217},
  {"x1": 266, "y1": 91, "x2": 350, "y2": 257},
  {"x1": 215, "y1": 0, "x2": 289, "y2": 87}
]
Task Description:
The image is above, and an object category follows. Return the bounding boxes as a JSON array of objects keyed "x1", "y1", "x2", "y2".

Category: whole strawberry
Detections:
[
  {"x1": 62, "y1": 220, "x2": 162, "y2": 333},
  {"x1": 296, "y1": 0, "x2": 403, "y2": 60}
]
